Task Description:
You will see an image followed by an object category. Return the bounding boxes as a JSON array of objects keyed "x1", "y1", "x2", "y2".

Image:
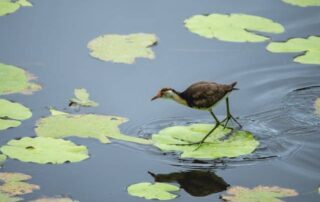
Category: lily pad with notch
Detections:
[{"x1": 152, "y1": 124, "x2": 259, "y2": 160}]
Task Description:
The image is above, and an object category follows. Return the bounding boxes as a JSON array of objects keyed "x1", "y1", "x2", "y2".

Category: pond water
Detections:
[{"x1": 0, "y1": 0, "x2": 320, "y2": 201}]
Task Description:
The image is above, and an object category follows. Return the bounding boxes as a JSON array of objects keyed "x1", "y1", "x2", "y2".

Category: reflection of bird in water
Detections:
[
  {"x1": 152, "y1": 81, "x2": 242, "y2": 146},
  {"x1": 148, "y1": 170, "x2": 229, "y2": 197}
]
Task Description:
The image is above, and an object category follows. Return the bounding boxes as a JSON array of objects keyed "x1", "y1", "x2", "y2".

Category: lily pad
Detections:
[
  {"x1": 35, "y1": 111, "x2": 151, "y2": 144},
  {"x1": 0, "y1": 137, "x2": 89, "y2": 164},
  {"x1": 266, "y1": 36, "x2": 320, "y2": 65},
  {"x1": 0, "y1": 0, "x2": 32, "y2": 17},
  {"x1": 315, "y1": 98, "x2": 320, "y2": 115},
  {"x1": 221, "y1": 186, "x2": 298, "y2": 202},
  {"x1": 152, "y1": 124, "x2": 259, "y2": 159},
  {"x1": 0, "y1": 63, "x2": 41, "y2": 95},
  {"x1": 184, "y1": 13, "x2": 284, "y2": 42},
  {"x1": 0, "y1": 192, "x2": 21, "y2": 202},
  {"x1": 127, "y1": 182, "x2": 179, "y2": 200},
  {"x1": 282, "y1": 0, "x2": 320, "y2": 7},
  {"x1": 0, "y1": 99, "x2": 32, "y2": 131},
  {"x1": 87, "y1": 33, "x2": 157, "y2": 64},
  {"x1": 30, "y1": 197, "x2": 78, "y2": 202},
  {"x1": 0, "y1": 172, "x2": 39, "y2": 196},
  {"x1": 69, "y1": 88, "x2": 98, "y2": 107}
]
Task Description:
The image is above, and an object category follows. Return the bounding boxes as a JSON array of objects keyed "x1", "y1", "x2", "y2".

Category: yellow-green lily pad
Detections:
[
  {"x1": 35, "y1": 111, "x2": 151, "y2": 144},
  {"x1": 30, "y1": 197, "x2": 78, "y2": 202},
  {"x1": 128, "y1": 182, "x2": 179, "y2": 200},
  {"x1": 282, "y1": 0, "x2": 320, "y2": 7},
  {"x1": 0, "y1": 192, "x2": 21, "y2": 202},
  {"x1": 0, "y1": 99, "x2": 32, "y2": 131},
  {"x1": 221, "y1": 186, "x2": 298, "y2": 202},
  {"x1": 152, "y1": 124, "x2": 259, "y2": 160},
  {"x1": 0, "y1": 172, "x2": 39, "y2": 196},
  {"x1": 184, "y1": 13, "x2": 284, "y2": 42},
  {"x1": 266, "y1": 36, "x2": 320, "y2": 65},
  {"x1": 0, "y1": 63, "x2": 41, "y2": 95},
  {"x1": 0, "y1": 137, "x2": 89, "y2": 164},
  {"x1": 87, "y1": 33, "x2": 157, "y2": 64},
  {"x1": 0, "y1": 0, "x2": 32, "y2": 17},
  {"x1": 69, "y1": 88, "x2": 98, "y2": 107},
  {"x1": 315, "y1": 98, "x2": 320, "y2": 115}
]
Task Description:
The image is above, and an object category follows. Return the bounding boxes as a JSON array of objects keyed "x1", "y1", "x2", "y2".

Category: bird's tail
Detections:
[{"x1": 230, "y1": 81, "x2": 239, "y2": 90}]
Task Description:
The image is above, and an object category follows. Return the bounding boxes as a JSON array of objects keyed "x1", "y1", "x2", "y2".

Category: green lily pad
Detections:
[
  {"x1": 315, "y1": 98, "x2": 320, "y2": 116},
  {"x1": 282, "y1": 0, "x2": 320, "y2": 7},
  {"x1": 0, "y1": 192, "x2": 21, "y2": 202},
  {"x1": 0, "y1": 0, "x2": 32, "y2": 17},
  {"x1": 128, "y1": 182, "x2": 179, "y2": 200},
  {"x1": 0, "y1": 99, "x2": 32, "y2": 131},
  {"x1": 266, "y1": 36, "x2": 320, "y2": 65},
  {"x1": 35, "y1": 111, "x2": 151, "y2": 144},
  {"x1": 0, "y1": 63, "x2": 41, "y2": 95},
  {"x1": 69, "y1": 88, "x2": 98, "y2": 107},
  {"x1": 221, "y1": 186, "x2": 298, "y2": 202},
  {"x1": 152, "y1": 124, "x2": 259, "y2": 159},
  {"x1": 0, "y1": 172, "x2": 39, "y2": 196},
  {"x1": 0, "y1": 137, "x2": 89, "y2": 164},
  {"x1": 30, "y1": 197, "x2": 78, "y2": 202},
  {"x1": 184, "y1": 13, "x2": 284, "y2": 42},
  {"x1": 87, "y1": 33, "x2": 157, "y2": 64}
]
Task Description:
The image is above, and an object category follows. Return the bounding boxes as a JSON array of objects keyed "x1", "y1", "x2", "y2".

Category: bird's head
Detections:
[{"x1": 151, "y1": 87, "x2": 176, "y2": 101}]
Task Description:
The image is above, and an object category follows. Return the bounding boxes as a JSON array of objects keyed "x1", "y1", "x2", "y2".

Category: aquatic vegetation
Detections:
[
  {"x1": 0, "y1": 137, "x2": 89, "y2": 164},
  {"x1": 152, "y1": 124, "x2": 259, "y2": 159},
  {"x1": 184, "y1": 13, "x2": 284, "y2": 42},
  {"x1": 35, "y1": 110, "x2": 151, "y2": 144},
  {"x1": 0, "y1": 99, "x2": 32, "y2": 131},
  {"x1": 0, "y1": 172, "x2": 39, "y2": 196},
  {"x1": 267, "y1": 36, "x2": 320, "y2": 65},
  {"x1": 30, "y1": 197, "x2": 79, "y2": 202},
  {"x1": 0, "y1": 63, "x2": 41, "y2": 95},
  {"x1": 69, "y1": 88, "x2": 98, "y2": 107},
  {"x1": 0, "y1": 0, "x2": 32, "y2": 16},
  {"x1": 315, "y1": 98, "x2": 320, "y2": 115},
  {"x1": 87, "y1": 33, "x2": 157, "y2": 64},
  {"x1": 127, "y1": 182, "x2": 179, "y2": 200},
  {"x1": 0, "y1": 154, "x2": 6, "y2": 166},
  {"x1": 221, "y1": 186, "x2": 298, "y2": 202},
  {"x1": 0, "y1": 192, "x2": 21, "y2": 202},
  {"x1": 282, "y1": 0, "x2": 320, "y2": 7}
]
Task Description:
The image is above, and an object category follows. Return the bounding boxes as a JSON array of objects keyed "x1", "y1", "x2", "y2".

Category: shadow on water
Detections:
[
  {"x1": 131, "y1": 86, "x2": 320, "y2": 169},
  {"x1": 148, "y1": 170, "x2": 229, "y2": 197}
]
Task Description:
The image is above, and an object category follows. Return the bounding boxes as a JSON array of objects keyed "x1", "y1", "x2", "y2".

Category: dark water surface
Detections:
[{"x1": 0, "y1": 0, "x2": 320, "y2": 201}]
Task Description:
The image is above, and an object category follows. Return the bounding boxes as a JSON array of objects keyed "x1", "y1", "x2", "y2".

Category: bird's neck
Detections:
[{"x1": 168, "y1": 90, "x2": 188, "y2": 106}]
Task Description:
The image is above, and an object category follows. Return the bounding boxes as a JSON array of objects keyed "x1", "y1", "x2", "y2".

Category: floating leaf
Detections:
[
  {"x1": 35, "y1": 112, "x2": 151, "y2": 144},
  {"x1": 128, "y1": 182, "x2": 179, "y2": 200},
  {"x1": 0, "y1": 192, "x2": 21, "y2": 202},
  {"x1": 0, "y1": 0, "x2": 32, "y2": 16},
  {"x1": 266, "y1": 36, "x2": 320, "y2": 65},
  {"x1": 69, "y1": 88, "x2": 98, "y2": 107},
  {"x1": 184, "y1": 13, "x2": 284, "y2": 42},
  {"x1": 315, "y1": 98, "x2": 320, "y2": 116},
  {"x1": 49, "y1": 108, "x2": 68, "y2": 116},
  {"x1": 87, "y1": 33, "x2": 157, "y2": 64},
  {"x1": 221, "y1": 186, "x2": 298, "y2": 202},
  {"x1": 0, "y1": 99, "x2": 32, "y2": 131},
  {"x1": 0, "y1": 137, "x2": 89, "y2": 164},
  {"x1": 152, "y1": 124, "x2": 259, "y2": 159},
  {"x1": 0, "y1": 172, "x2": 39, "y2": 196},
  {"x1": 29, "y1": 197, "x2": 78, "y2": 202},
  {"x1": 0, "y1": 154, "x2": 6, "y2": 166},
  {"x1": 282, "y1": 0, "x2": 320, "y2": 7},
  {"x1": 0, "y1": 63, "x2": 41, "y2": 95}
]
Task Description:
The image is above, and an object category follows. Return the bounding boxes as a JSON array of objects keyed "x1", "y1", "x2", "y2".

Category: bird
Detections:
[{"x1": 151, "y1": 81, "x2": 241, "y2": 146}]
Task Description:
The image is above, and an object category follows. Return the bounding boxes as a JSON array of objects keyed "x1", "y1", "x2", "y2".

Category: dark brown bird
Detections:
[{"x1": 151, "y1": 81, "x2": 241, "y2": 145}]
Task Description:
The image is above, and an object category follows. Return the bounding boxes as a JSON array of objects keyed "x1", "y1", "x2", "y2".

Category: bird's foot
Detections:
[{"x1": 221, "y1": 114, "x2": 242, "y2": 129}]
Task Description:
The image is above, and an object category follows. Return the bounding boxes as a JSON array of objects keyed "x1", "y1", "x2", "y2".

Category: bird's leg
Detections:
[
  {"x1": 209, "y1": 109, "x2": 221, "y2": 125},
  {"x1": 221, "y1": 97, "x2": 242, "y2": 128}
]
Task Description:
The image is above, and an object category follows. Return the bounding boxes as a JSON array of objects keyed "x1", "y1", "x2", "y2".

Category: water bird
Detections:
[{"x1": 151, "y1": 81, "x2": 241, "y2": 146}]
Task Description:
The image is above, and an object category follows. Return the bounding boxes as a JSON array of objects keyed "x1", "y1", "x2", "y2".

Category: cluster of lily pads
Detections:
[{"x1": 0, "y1": 0, "x2": 319, "y2": 201}]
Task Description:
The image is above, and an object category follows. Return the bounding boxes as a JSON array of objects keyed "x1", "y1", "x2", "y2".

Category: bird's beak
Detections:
[{"x1": 151, "y1": 93, "x2": 161, "y2": 101}]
